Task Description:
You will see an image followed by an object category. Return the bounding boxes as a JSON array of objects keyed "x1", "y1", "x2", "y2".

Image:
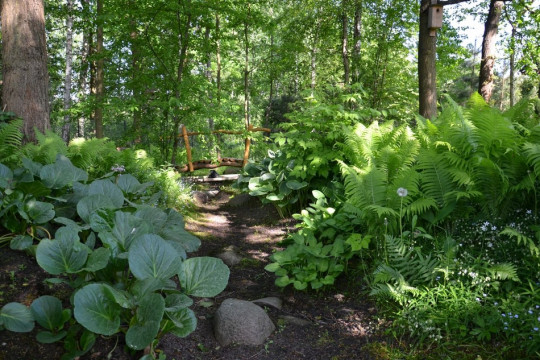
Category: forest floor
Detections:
[{"x1": 0, "y1": 185, "x2": 392, "y2": 360}]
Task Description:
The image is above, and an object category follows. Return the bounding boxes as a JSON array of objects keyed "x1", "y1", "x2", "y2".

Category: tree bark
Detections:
[
  {"x1": 94, "y1": 0, "x2": 105, "y2": 138},
  {"x1": 351, "y1": 0, "x2": 362, "y2": 83},
  {"x1": 62, "y1": 0, "x2": 74, "y2": 143},
  {"x1": 129, "y1": 0, "x2": 142, "y2": 143},
  {"x1": 77, "y1": 0, "x2": 91, "y2": 138},
  {"x1": 478, "y1": 0, "x2": 504, "y2": 103},
  {"x1": 170, "y1": 7, "x2": 192, "y2": 165},
  {"x1": 509, "y1": 26, "x2": 515, "y2": 107},
  {"x1": 341, "y1": 0, "x2": 350, "y2": 86},
  {"x1": 216, "y1": 14, "x2": 222, "y2": 105},
  {"x1": 1, "y1": 0, "x2": 50, "y2": 143},
  {"x1": 418, "y1": 0, "x2": 437, "y2": 119},
  {"x1": 244, "y1": 4, "x2": 251, "y2": 129}
]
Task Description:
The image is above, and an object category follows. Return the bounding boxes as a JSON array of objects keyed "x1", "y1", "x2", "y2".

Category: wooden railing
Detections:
[{"x1": 176, "y1": 124, "x2": 270, "y2": 173}]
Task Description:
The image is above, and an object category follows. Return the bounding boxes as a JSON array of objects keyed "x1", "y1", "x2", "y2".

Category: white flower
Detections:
[{"x1": 397, "y1": 187, "x2": 408, "y2": 197}]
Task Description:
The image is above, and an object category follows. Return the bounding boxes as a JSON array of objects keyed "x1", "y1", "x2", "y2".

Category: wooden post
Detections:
[
  {"x1": 182, "y1": 125, "x2": 194, "y2": 172},
  {"x1": 242, "y1": 124, "x2": 254, "y2": 167}
]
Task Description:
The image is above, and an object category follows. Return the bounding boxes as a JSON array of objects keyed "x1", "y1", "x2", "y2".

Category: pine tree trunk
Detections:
[
  {"x1": 94, "y1": 0, "x2": 104, "y2": 138},
  {"x1": 478, "y1": 0, "x2": 504, "y2": 103},
  {"x1": 1, "y1": 0, "x2": 50, "y2": 143},
  {"x1": 62, "y1": 0, "x2": 74, "y2": 144},
  {"x1": 418, "y1": 0, "x2": 437, "y2": 119}
]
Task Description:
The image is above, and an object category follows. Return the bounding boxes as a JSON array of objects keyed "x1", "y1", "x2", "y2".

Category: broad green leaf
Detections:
[
  {"x1": 36, "y1": 330, "x2": 67, "y2": 343},
  {"x1": 178, "y1": 257, "x2": 229, "y2": 297},
  {"x1": 0, "y1": 302, "x2": 34, "y2": 332},
  {"x1": 103, "y1": 286, "x2": 134, "y2": 309},
  {"x1": 88, "y1": 179, "x2": 124, "y2": 208},
  {"x1": 10, "y1": 235, "x2": 33, "y2": 250},
  {"x1": 134, "y1": 206, "x2": 167, "y2": 230},
  {"x1": 126, "y1": 293, "x2": 165, "y2": 350},
  {"x1": 36, "y1": 237, "x2": 88, "y2": 275},
  {"x1": 160, "y1": 227, "x2": 200, "y2": 254},
  {"x1": 312, "y1": 190, "x2": 325, "y2": 199},
  {"x1": 0, "y1": 163, "x2": 14, "y2": 189},
  {"x1": 264, "y1": 262, "x2": 281, "y2": 272},
  {"x1": 77, "y1": 194, "x2": 116, "y2": 223},
  {"x1": 286, "y1": 180, "x2": 307, "y2": 190},
  {"x1": 128, "y1": 234, "x2": 182, "y2": 280},
  {"x1": 22, "y1": 158, "x2": 42, "y2": 176},
  {"x1": 111, "y1": 211, "x2": 149, "y2": 251},
  {"x1": 25, "y1": 199, "x2": 55, "y2": 224},
  {"x1": 117, "y1": 174, "x2": 141, "y2": 193},
  {"x1": 89, "y1": 209, "x2": 115, "y2": 233},
  {"x1": 164, "y1": 294, "x2": 193, "y2": 312},
  {"x1": 83, "y1": 247, "x2": 110, "y2": 272},
  {"x1": 275, "y1": 275, "x2": 291, "y2": 288},
  {"x1": 131, "y1": 278, "x2": 178, "y2": 298},
  {"x1": 166, "y1": 308, "x2": 197, "y2": 337},
  {"x1": 73, "y1": 284, "x2": 122, "y2": 335},
  {"x1": 40, "y1": 155, "x2": 88, "y2": 189},
  {"x1": 30, "y1": 296, "x2": 64, "y2": 331}
]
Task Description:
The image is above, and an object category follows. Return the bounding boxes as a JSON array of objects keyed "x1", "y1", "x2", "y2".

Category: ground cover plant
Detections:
[
  {"x1": 0, "y1": 155, "x2": 229, "y2": 359},
  {"x1": 244, "y1": 93, "x2": 540, "y2": 358}
]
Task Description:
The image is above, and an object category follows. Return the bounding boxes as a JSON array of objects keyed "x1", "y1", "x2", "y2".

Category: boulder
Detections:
[{"x1": 214, "y1": 298, "x2": 275, "y2": 346}]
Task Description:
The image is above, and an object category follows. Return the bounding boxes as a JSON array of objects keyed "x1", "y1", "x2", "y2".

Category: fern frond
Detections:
[
  {"x1": 0, "y1": 119, "x2": 23, "y2": 166},
  {"x1": 416, "y1": 149, "x2": 455, "y2": 208},
  {"x1": 500, "y1": 227, "x2": 540, "y2": 257},
  {"x1": 485, "y1": 263, "x2": 519, "y2": 282}
]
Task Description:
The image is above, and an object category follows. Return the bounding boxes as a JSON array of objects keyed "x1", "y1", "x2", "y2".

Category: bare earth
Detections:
[{"x1": 0, "y1": 186, "x2": 386, "y2": 360}]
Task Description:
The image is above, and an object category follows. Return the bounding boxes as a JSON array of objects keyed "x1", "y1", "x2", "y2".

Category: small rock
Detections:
[
  {"x1": 214, "y1": 298, "x2": 276, "y2": 346},
  {"x1": 226, "y1": 193, "x2": 254, "y2": 208},
  {"x1": 216, "y1": 249, "x2": 242, "y2": 267},
  {"x1": 205, "y1": 189, "x2": 220, "y2": 197},
  {"x1": 193, "y1": 191, "x2": 209, "y2": 205},
  {"x1": 278, "y1": 315, "x2": 311, "y2": 327},
  {"x1": 252, "y1": 297, "x2": 283, "y2": 310}
]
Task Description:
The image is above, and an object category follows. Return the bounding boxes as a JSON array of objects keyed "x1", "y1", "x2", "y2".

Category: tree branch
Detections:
[{"x1": 421, "y1": 0, "x2": 470, "y2": 13}]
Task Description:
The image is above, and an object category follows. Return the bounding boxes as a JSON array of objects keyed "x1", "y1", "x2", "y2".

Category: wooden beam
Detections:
[{"x1": 182, "y1": 125, "x2": 194, "y2": 172}]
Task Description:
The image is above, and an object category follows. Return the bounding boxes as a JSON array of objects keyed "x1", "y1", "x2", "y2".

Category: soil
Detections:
[{"x1": 0, "y1": 185, "x2": 389, "y2": 360}]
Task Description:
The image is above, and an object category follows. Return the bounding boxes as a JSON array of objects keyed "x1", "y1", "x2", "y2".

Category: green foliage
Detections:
[
  {"x1": 0, "y1": 116, "x2": 23, "y2": 167},
  {"x1": 265, "y1": 190, "x2": 367, "y2": 290},
  {"x1": 0, "y1": 158, "x2": 229, "y2": 358}
]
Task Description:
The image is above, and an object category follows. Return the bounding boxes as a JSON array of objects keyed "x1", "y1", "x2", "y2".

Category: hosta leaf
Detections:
[
  {"x1": 0, "y1": 303, "x2": 34, "y2": 332},
  {"x1": 88, "y1": 179, "x2": 124, "y2": 208},
  {"x1": 36, "y1": 330, "x2": 67, "y2": 344},
  {"x1": 10, "y1": 235, "x2": 33, "y2": 250},
  {"x1": 77, "y1": 194, "x2": 116, "y2": 223},
  {"x1": 30, "y1": 296, "x2": 64, "y2": 331},
  {"x1": 73, "y1": 284, "x2": 122, "y2": 335},
  {"x1": 164, "y1": 294, "x2": 193, "y2": 312},
  {"x1": 166, "y1": 308, "x2": 197, "y2": 337},
  {"x1": 40, "y1": 155, "x2": 88, "y2": 189},
  {"x1": 286, "y1": 180, "x2": 307, "y2": 190},
  {"x1": 25, "y1": 199, "x2": 55, "y2": 224},
  {"x1": 36, "y1": 237, "x2": 88, "y2": 275},
  {"x1": 126, "y1": 293, "x2": 165, "y2": 350},
  {"x1": 178, "y1": 257, "x2": 229, "y2": 297},
  {"x1": 128, "y1": 234, "x2": 182, "y2": 280}
]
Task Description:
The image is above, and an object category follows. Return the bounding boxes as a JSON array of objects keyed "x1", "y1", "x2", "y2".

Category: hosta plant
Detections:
[{"x1": 0, "y1": 156, "x2": 229, "y2": 359}]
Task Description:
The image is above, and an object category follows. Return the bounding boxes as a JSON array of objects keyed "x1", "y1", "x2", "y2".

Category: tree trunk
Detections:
[
  {"x1": 62, "y1": 0, "x2": 74, "y2": 144},
  {"x1": 341, "y1": 0, "x2": 350, "y2": 86},
  {"x1": 1, "y1": 0, "x2": 50, "y2": 143},
  {"x1": 129, "y1": 0, "x2": 142, "y2": 144},
  {"x1": 478, "y1": 0, "x2": 504, "y2": 103},
  {"x1": 216, "y1": 14, "x2": 222, "y2": 105},
  {"x1": 418, "y1": 0, "x2": 437, "y2": 119},
  {"x1": 351, "y1": 0, "x2": 362, "y2": 83},
  {"x1": 509, "y1": 26, "x2": 515, "y2": 107},
  {"x1": 170, "y1": 8, "x2": 191, "y2": 165},
  {"x1": 243, "y1": 4, "x2": 251, "y2": 129},
  {"x1": 77, "y1": 0, "x2": 91, "y2": 138},
  {"x1": 94, "y1": 0, "x2": 105, "y2": 138}
]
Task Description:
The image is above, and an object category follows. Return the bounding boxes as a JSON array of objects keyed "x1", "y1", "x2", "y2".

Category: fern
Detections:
[
  {"x1": 0, "y1": 119, "x2": 23, "y2": 166},
  {"x1": 23, "y1": 130, "x2": 68, "y2": 164},
  {"x1": 500, "y1": 227, "x2": 540, "y2": 257}
]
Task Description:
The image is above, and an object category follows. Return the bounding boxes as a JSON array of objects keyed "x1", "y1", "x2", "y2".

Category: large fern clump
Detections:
[{"x1": 0, "y1": 118, "x2": 23, "y2": 167}]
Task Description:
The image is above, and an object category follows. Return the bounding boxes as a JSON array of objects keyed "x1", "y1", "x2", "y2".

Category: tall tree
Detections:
[
  {"x1": 61, "y1": 0, "x2": 74, "y2": 143},
  {"x1": 418, "y1": 0, "x2": 469, "y2": 119},
  {"x1": 1, "y1": 0, "x2": 50, "y2": 143},
  {"x1": 341, "y1": 0, "x2": 350, "y2": 85},
  {"x1": 94, "y1": 0, "x2": 105, "y2": 138},
  {"x1": 478, "y1": 0, "x2": 505, "y2": 102}
]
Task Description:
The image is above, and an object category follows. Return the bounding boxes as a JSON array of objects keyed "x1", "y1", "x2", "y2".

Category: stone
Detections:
[
  {"x1": 226, "y1": 193, "x2": 254, "y2": 208},
  {"x1": 192, "y1": 191, "x2": 209, "y2": 205},
  {"x1": 216, "y1": 249, "x2": 242, "y2": 267},
  {"x1": 214, "y1": 298, "x2": 275, "y2": 346},
  {"x1": 252, "y1": 297, "x2": 283, "y2": 310}
]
